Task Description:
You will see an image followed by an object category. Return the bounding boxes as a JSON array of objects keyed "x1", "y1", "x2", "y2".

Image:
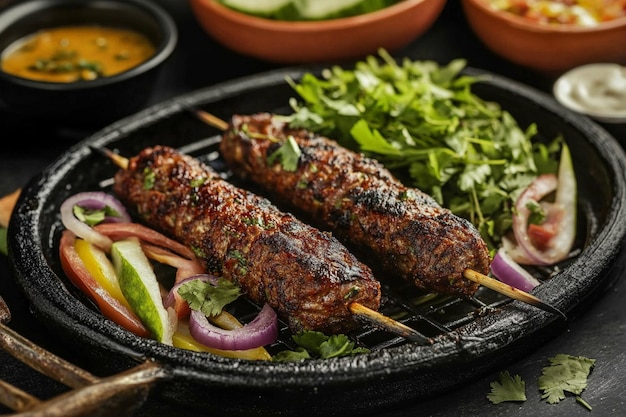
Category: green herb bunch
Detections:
[{"x1": 285, "y1": 49, "x2": 561, "y2": 250}]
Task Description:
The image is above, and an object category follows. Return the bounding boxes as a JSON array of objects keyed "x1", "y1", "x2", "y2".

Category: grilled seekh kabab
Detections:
[
  {"x1": 112, "y1": 145, "x2": 381, "y2": 335},
  {"x1": 218, "y1": 113, "x2": 492, "y2": 298}
]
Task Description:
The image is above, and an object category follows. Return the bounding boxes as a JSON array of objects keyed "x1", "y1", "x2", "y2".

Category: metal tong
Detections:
[{"x1": 0, "y1": 294, "x2": 167, "y2": 417}]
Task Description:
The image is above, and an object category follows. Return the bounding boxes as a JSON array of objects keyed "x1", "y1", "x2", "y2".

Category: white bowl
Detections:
[{"x1": 553, "y1": 63, "x2": 626, "y2": 124}]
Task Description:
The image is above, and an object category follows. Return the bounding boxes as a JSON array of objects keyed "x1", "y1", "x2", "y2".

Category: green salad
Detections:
[{"x1": 285, "y1": 49, "x2": 564, "y2": 251}]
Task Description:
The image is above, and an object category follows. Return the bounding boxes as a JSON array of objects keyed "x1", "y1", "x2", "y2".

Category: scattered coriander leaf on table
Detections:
[
  {"x1": 487, "y1": 370, "x2": 527, "y2": 404},
  {"x1": 538, "y1": 354, "x2": 596, "y2": 407}
]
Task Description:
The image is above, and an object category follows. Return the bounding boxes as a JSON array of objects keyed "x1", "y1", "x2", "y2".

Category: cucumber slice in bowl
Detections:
[
  {"x1": 220, "y1": 0, "x2": 399, "y2": 21},
  {"x1": 221, "y1": 0, "x2": 300, "y2": 19},
  {"x1": 298, "y1": 0, "x2": 395, "y2": 20}
]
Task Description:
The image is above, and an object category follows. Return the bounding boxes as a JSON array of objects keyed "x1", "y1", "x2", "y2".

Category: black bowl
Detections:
[
  {"x1": 8, "y1": 66, "x2": 626, "y2": 416},
  {"x1": 0, "y1": 0, "x2": 177, "y2": 128}
]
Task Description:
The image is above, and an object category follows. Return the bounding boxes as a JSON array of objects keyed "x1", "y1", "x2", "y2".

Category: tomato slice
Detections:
[
  {"x1": 510, "y1": 143, "x2": 577, "y2": 265},
  {"x1": 59, "y1": 230, "x2": 150, "y2": 338},
  {"x1": 527, "y1": 223, "x2": 556, "y2": 250}
]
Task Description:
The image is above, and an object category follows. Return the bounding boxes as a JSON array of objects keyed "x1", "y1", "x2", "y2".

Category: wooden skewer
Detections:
[
  {"x1": 193, "y1": 108, "x2": 229, "y2": 131},
  {"x1": 349, "y1": 302, "x2": 432, "y2": 344},
  {"x1": 92, "y1": 145, "x2": 433, "y2": 345},
  {"x1": 100, "y1": 147, "x2": 129, "y2": 169},
  {"x1": 463, "y1": 269, "x2": 565, "y2": 319},
  {"x1": 190, "y1": 108, "x2": 567, "y2": 320}
]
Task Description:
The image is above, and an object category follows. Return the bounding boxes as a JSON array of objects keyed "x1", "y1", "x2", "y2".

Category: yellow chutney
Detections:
[{"x1": 1, "y1": 25, "x2": 156, "y2": 83}]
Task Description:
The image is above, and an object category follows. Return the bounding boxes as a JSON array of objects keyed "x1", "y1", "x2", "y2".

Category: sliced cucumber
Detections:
[
  {"x1": 297, "y1": 0, "x2": 395, "y2": 20},
  {"x1": 220, "y1": 0, "x2": 398, "y2": 21},
  {"x1": 220, "y1": 0, "x2": 300, "y2": 20},
  {"x1": 112, "y1": 237, "x2": 176, "y2": 345}
]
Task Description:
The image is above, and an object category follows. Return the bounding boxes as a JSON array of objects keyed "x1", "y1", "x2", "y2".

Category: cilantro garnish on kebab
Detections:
[{"x1": 266, "y1": 135, "x2": 302, "y2": 172}]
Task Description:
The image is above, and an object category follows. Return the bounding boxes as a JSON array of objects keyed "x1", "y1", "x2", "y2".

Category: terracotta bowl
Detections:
[
  {"x1": 461, "y1": 0, "x2": 626, "y2": 74},
  {"x1": 188, "y1": 0, "x2": 447, "y2": 64}
]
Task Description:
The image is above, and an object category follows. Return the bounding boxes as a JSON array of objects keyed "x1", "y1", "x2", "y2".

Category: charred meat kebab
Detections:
[
  {"x1": 219, "y1": 113, "x2": 491, "y2": 298},
  {"x1": 112, "y1": 145, "x2": 381, "y2": 334}
]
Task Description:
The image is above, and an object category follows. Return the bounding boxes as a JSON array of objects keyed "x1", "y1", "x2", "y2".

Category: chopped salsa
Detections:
[{"x1": 485, "y1": 0, "x2": 626, "y2": 25}]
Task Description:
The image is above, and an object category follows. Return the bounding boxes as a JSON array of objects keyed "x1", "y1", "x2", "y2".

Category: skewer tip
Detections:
[
  {"x1": 90, "y1": 145, "x2": 128, "y2": 170},
  {"x1": 189, "y1": 107, "x2": 229, "y2": 131},
  {"x1": 463, "y1": 269, "x2": 567, "y2": 320}
]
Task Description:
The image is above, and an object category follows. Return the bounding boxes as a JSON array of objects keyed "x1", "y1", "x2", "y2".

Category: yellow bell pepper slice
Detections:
[{"x1": 74, "y1": 238, "x2": 131, "y2": 310}]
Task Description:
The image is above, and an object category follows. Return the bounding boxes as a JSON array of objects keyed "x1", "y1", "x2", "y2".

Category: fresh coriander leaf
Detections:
[
  {"x1": 0, "y1": 227, "x2": 7, "y2": 256},
  {"x1": 487, "y1": 370, "x2": 527, "y2": 404},
  {"x1": 178, "y1": 278, "x2": 241, "y2": 317},
  {"x1": 266, "y1": 136, "x2": 302, "y2": 172},
  {"x1": 73, "y1": 204, "x2": 122, "y2": 227},
  {"x1": 273, "y1": 330, "x2": 369, "y2": 361},
  {"x1": 285, "y1": 49, "x2": 564, "y2": 250},
  {"x1": 319, "y1": 334, "x2": 369, "y2": 359},
  {"x1": 271, "y1": 347, "x2": 311, "y2": 362},
  {"x1": 526, "y1": 200, "x2": 546, "y2": 225},
  {"x1": 292, "y1": 330, "x2": 329, "y2": 356},
  {"x1": 538, "y1": 354, "x2": 596, "y2": 405}
]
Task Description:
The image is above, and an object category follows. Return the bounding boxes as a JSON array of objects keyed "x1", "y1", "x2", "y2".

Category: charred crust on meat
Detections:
[
  {"x1": 113, "y1": 144, "x2": 381, "y2": 334},
  {"x1": 219, "y1": 113, "x2": 492, "y2": 300}
]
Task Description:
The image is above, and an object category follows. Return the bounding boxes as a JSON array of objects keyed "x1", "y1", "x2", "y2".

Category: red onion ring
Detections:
[
  {"x1": 511, "y1": 143, "x2": 577, "y2": 266},
  {"x1": 166, "y1": 274, "x2": 278, "y2": 350},
  {"x1": 491, "y1": 248, "x2": 541, "y2": 292},
  {"x1": 189, "y1": 303, "x2": 278, "y2": 351},
  {"x1": 60, "y1": 192, "x2": 131, "y2": 251}
]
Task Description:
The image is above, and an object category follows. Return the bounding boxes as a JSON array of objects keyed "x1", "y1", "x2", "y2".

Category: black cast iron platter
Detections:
[{"x1": 7, "y1": 66, "x2": 626, "y2": 416}]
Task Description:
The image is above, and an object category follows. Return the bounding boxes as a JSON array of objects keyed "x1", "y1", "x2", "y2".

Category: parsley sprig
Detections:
[{"x1": 286, "y1": 49, "x2": 562, "y2": 250}]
